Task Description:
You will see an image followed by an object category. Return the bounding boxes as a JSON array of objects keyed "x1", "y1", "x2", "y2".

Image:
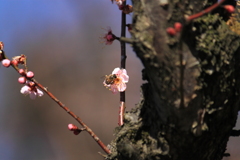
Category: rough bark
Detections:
[{"x1": 108, "y1": 0, "x2": 240, "y2": 160}]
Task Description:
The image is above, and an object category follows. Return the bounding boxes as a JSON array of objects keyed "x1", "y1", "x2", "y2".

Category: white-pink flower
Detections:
[
  {"x1": 100, "y1": 27, "x2": 116, "y2": 45},
  {"x1": 20, "y1": 84, "x2": 44, "y2": 99},
  {"x1": 103, "y1": 67, "x2": 129, "y2": 94},
  {"x1": 116, "y1": 0, "x2": 123, "y2": 5},
  {"x1": 115, "y1": 0, "x2": 126, "y2": 6}
]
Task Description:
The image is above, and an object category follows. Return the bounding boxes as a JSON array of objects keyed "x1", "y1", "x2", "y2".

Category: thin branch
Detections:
[
  {"x1": 186, "y1": 0, "x2": 226, "y2": 21},
  {"x1": 1, "y1": 49, "x2": 111, "y2": 154},
  {"x1": 32, "y1": 79, "x2": 111, "y2": 154},
  {"x1": 119, "y1": 0, "x2": 127, "y2": 126},
  {"x1": 118, "y1": 101, "x2": 125, "y2": 126},
  {"x1": 115, "y1": 36, "x2": 134, "y2": 44},
  {"x1": 120, "y1": 2, "x2": 127, "y2": 70}
]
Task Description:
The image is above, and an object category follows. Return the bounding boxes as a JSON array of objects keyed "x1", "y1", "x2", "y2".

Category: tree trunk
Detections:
[{"x1": 108, "y1": 0, "x2": 240, "y2": 160}]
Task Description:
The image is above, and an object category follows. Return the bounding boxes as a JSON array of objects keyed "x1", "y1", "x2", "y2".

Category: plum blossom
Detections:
[
  {"x1": 68, "y1": 124, "x2": 78, "y2": 131},
  {"x1": 111, "y1": 0, "x2": 125, "y2": 6},
  {"x1": 100, "y1": 27, "x2": 116, "y2": 45},
  {"x1": 103, "y1": 67, "x2": 129, "y2": 94},
  {"x1": 20, "y1": 82, "x2": 44, "y2": 99},
  {"x1": 116, "y1": 0, "x2": 123, "y2": 5}
]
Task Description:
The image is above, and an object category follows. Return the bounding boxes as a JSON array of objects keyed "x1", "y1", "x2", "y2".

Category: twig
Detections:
[
  {"x1": 186, "y1": 0, "x2": 226, "y2": 21},
  {"x1": 1, "y1": 50, "x2": 111, "y2": 154},
  {"x1": 119, "y1": 0, "x2": 127, "y2": 126},
  {"x1": 115, "y1": 36, "x2": 134, "y2": 44},
  {"x1": 118, "y1": 101, "x2": 125, "y2": 126},
  {"x1": 32, "y1": 79, "x2": 111, "y2": 154}
]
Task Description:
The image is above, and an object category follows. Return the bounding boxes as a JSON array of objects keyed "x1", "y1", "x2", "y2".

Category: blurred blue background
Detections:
[{"x1": 0, "y1": 1, "x2": 239, "y2": 160}]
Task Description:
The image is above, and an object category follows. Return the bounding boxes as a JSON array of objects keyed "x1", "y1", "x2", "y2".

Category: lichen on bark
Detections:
[{"x1": 107, "y1": 0, "x2": 240, "y2": 160}]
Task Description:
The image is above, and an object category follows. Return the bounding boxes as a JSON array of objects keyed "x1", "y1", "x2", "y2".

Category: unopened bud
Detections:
[
  {"x1": 18, "y1": 77, "x2": 26, "y2": 84},
  {"x1": 26, "y1": 71, "x2": 34, "y2": 78},
  {"x1": 224, "y1": 5, "x2": 235, "y2": 13},
  {"x1": 174, "y1": 22, "x2": 182, "y2": 32},
  {"x1": 68, "y1": 124, "x2": 78, "y2": 131},
  {"x1": 18, "y1": 69, "x2": 26, "y2": 76},
  {"x1": 11, "y1": 59, "x2": 18, "y2": 66},
  {"x1": 166, "y1": 27, "x2": 176, "y2": 36},
  {"x1": 2, "y1": 59, "x2": 11, "y2": 67}
]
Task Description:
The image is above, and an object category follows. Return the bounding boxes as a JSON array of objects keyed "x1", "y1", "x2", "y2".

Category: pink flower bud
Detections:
[
  {"x1": 18, "y1": 69, "x2": 26, "y2": 75},
  {"x1": 26, "y1": 71, "x2": 34, "y2": 78},
  {"x1": 174, "y1": 22, "x2": 182, "y2": 32},
  {"x1": 166, "y1": 27, "x2": 176, "y2": 36},
  {"x1": 18, "y1": 77, "x2": 26, "y2": 84},
  {"x1": 68, "y1": 124, "x2": 78, "y2": 131},
  {"x1": 224, "y1": 5, "x2": 235, "y2": 13},
  {"x1": 11, "y1": 59, "x2": 18, "y2": 66},
  {"x1": 2, "y1": 59, "x2": 11, "y2": 67}
]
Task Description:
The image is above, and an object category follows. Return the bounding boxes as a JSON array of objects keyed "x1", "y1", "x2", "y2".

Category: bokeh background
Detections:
[{"x1": 0, "y1": 1, "x2": 239, "y2": 160}]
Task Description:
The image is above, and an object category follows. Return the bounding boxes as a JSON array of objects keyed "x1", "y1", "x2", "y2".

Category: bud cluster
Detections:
[{"x1": 0, "y1": 42, "x2": 43, "y2": 99}]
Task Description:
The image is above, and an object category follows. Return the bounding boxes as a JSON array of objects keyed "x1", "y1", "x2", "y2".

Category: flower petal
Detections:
[
  {"x1": 120, "y1": 74, "x2": 129, "y2": 83},
  {"x1": 117, "y1": 82, "x2": 127, "y2": 92},
  {"x1": 29, "y1": 91, "x2": 37, "y2": 99},
  {"x1": 110, "y1": 84, "x2": 119, "y2": 94},
  {"x1": 121, "y1": 69, "x2": 127, "y2": 75},
  {"x1": 37, "y1": 89, "x2": 44, "y2": 97},
  {"x1": 112, "y1": 67, "x2": 121, "y2": 74},
  {"x1": 20, "y1": 86, "x2": 30, "y2": 95}
]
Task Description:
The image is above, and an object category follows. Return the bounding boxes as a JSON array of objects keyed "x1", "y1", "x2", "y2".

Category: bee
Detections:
[{"x1": 104, "y1": 74, "x2": 118, "y2": 85}]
